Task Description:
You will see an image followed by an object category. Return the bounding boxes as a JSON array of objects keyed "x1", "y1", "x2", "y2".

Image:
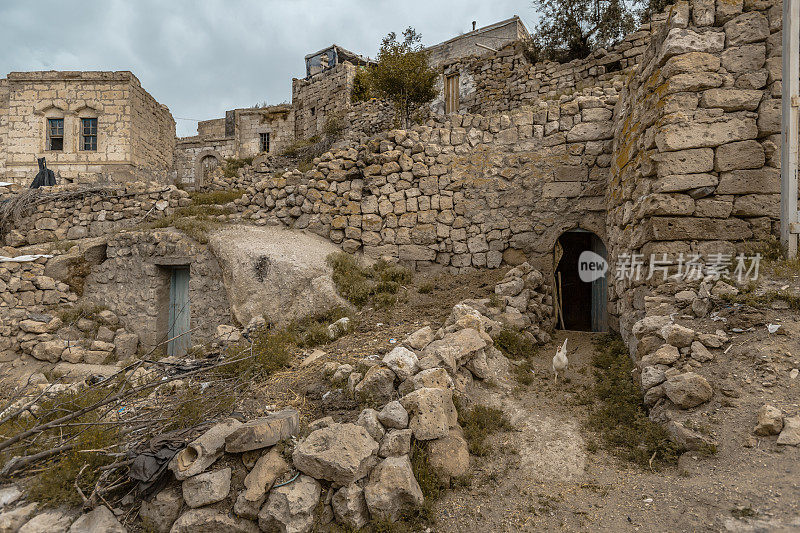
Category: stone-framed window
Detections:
[
  {"x1": 47, "y1": 118, "x2": 64, "y2": 151},
  {"x1": 81, "y1": 118, "x2": 98, "y2": 151},
  {"x1": 259, "y1": 132, "x2": 270, "y2": 153}
]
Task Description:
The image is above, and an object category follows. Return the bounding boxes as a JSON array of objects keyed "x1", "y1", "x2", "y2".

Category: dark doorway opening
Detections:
[{"x1": 554, "y1": 230, "x2": 608, "y2": 332}]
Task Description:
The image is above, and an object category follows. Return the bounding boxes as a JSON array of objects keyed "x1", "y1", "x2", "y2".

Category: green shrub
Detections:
[
  {"x1": 456, "y1": 402, "x2": 513, "y2": 456},
  {"x1": 587, "y1": 335, "x2": 683, "y2": 468},
  {"x1": 326, "y1": 252, "x2": 413, "y2": 309},
  {"x1": 494, "y1": 328, "x2": 537, "y2": 360},
  {"x1": 221, "y1": 157, "x2": 253, "y2": 178}
]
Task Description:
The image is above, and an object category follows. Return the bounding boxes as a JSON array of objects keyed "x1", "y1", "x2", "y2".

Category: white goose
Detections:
[{"x1": 552, "y1": 338, "x2": 569, "y2": 383}]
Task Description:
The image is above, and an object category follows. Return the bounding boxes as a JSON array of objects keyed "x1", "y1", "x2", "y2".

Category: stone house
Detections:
[
  {"x1": 174, "y1": 104, "x2": 293, "y2": 188},
  {"x1": 0, "y1": 70, "x2": 175, "y2": 185}
]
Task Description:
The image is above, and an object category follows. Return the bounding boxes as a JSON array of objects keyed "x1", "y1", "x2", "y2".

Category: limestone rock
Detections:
[
  {"x1": 0, "y1": 503, "x2": 38, "y2": 533},
  {"x1": 382, "y1": 346, "x2": 419, "y2": 381},
  {"x1": 18, "y1": 510, "x2": 74, "y2": 533},
  {"x1": 398, "y1": 367, "x2": 454, "y2": 395},
  {"x1": 666, "y1": 421, "x2": 717, "y2": 451},
  {"x1": 258, "y1": 475, "x2": 321, "y2": 533},
  {"x1": 292, "y1": 423, "x2": 378, "y2": 485},
  {"x1": 641, "y1": 365, "x2": 667, "y2": 390},
  {"x1": 379, "y1": 429, "x2": 413, "y2": 457},
  {"x1": 690, "y1": 341, "x2": 714, "y2": 362},
  {"x1": 664, "y1": 373, "x2": 713, "y2": 408},
  {"x1": 140, "y1": 486, "x2": 182, "y2": 533},
  {"x1": 224, "y1": 409, "x2": 299, "y2": 453},
  {"x1": 427, "y1": 428, "x2": 470, "y2": 482},
  {"x1": 241, "y1": 448, "x2": 289, "y2": 511},
  {"x1": 169, "y1": 419, "x2": 243, "y2": 480},
  {"x1": 182, "y1": 468, "x2": 231, "y2": 508},
  {"x1": 404, "y1": 326, "x2": 434, "y2": 350},
  {"x1": 364, "y1": 456, "x2": 424, "y2": 521},
  {"x1": 777, "y1": 416, "x2": 800, "y2": 446},
  {"x1": 753, "y1": 404, "x2": 783, "y2": 436},
  {"x1": 418, "y1": 329, "x2": 488, "y2": 373},
  {"x1": 170, "y1": 509, "x2": 259, "y2": 533},
  {"x1": 67, "y1": 506, "x2": 125, "y2": 533},
  {"x1": 378, "y1": 401, "x2": 409, "y2": 429},
  {"x1": 353, "y1": 366, "x2": 396, "y2": 404},
  {"x1": 641, "y1": 345, "x2": 680, "y2": 366},
  {"x1": 207, "y1": 225, "x2": 351, "y2": 327},
  {"x1": 357, "y1": 408, "x2": 386, "y2": 442},
  {"x1": 399, "y1": 387, "x2": 458, "y2": 440},
  {"x1": 332, "y1": 484, "x2": 370, "y2": 530},
  {"x1": 632, "y1": 315, "x2": 672, "y2": 339},
  {"x1": 661, "y1": 324, "x2": 695, "y2": 347}
]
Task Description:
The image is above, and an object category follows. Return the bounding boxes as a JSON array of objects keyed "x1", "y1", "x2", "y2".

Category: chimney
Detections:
[{"x1": 472, "y1": 21, "x2": 477, "y2": 31}]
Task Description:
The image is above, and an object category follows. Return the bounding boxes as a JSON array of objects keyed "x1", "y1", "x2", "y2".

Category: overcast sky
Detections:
[{"x1": 0, "y1": 1, "x2": 537, "y2": 136}]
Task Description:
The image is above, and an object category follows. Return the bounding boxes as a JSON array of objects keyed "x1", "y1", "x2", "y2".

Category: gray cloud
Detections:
[{"x1": 0, "y1": 0, "x2": 537, "y2": 136}]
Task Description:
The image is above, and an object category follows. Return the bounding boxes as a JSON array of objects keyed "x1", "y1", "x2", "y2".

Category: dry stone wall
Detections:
[
  {"x1": 292, "y1": 62, "x2": 356, "y2": 140},
  {"x1": 0, "y1": 182, "x2": 190, "y2": 247}
]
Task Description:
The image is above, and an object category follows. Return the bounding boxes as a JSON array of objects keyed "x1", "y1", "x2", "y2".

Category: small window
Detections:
[
  {"x1": 259, "y1": 132, "x2": 270, "y2": 153},
  {"x1": 81, "y1": 118, "x2": 97, "y2": 151},
  {"x1": 47, "y1": 118, "x2": 64, "y2": 151},
  {"x1": 310, "y1": 107, "x2": 316, "y2": 117}
]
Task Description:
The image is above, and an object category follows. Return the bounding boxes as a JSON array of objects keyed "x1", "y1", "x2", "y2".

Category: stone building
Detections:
[
  {"x1": 175, "y1": 104, "x2": 293, "y2": 188},
  {"x1": 0, "y1": 71, "x2": 175, "y2": 185},
  {"x1": 425, "y1": 16, "x2": 530, "y2": 69}
]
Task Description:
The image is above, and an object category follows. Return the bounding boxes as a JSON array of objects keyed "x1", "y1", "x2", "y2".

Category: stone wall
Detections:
[
  {"x1": 426, "y1": 16, "x2": 529, "y2": 69},
  {"x1": 175, "y1": 136, "x2": 237, "y2": 188},
  {"x1": 0, "y1": 182, "x2": 190, "y2": 247},
  {"x1": 607, "y1": 0, "x2": 784, "y2": 341},
  {"x1": 233, "y1": 87, "x2": 616, "y2": 278},
  {"x1": 431, "y1": 18, "x2": 657, "y2": 116},
  {"x1": 0, "y1": 71, "x2": 175, "y2": 185},
  {"x1": 82, "y1": 229, "x2": 232, "y2": 351},
  {"x1": 292, "y1": 62, "x2": 356, "y2": 140}
]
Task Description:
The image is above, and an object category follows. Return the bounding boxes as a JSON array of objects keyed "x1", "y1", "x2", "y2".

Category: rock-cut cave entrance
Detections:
[{"x1": 554, "y1": 230, "x2": 608, "y2": 332}]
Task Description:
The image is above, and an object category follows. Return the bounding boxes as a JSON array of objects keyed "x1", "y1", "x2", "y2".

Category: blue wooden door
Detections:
[
  {"x1": 591, "y1": 236, "x2": 608, "y2": 332},
  {"x1": 168, "y1": 267, "x2": 190, "y2": 357}
]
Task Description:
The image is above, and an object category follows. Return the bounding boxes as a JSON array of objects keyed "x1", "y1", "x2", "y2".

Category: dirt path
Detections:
[{"x1": 433, "y1": 331, "x2": 800, "y2": 532}]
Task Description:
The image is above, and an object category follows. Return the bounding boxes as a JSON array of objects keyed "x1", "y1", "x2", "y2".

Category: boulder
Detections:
[
  {"x1": 67, "y1": 506, "x2": 125, "y2": 533},
  {"x1": 427, "y1": 429, "x2": 470, "y2": 482},
  {"x1": 364, "y1": 456, "x2": 424, "y2": 521},
  {"x1": 418, "y1": 329, "x2": 488, "y2": 373},
  {"x1": 224, "y1": 409, "x2": 300, "y2": 453},
  {"x1": 140, "y1": 486, "x2": 182, "y2": 533},
  {"x1": 664, "y1": 373, "x2": 713, "y2": 408},
  {"x1": 18, "y1": 510, "x2": 74, "y2": 533},
  {"x1": 258, "y1": 475, "x2": 321, "y2": 533},
  {"x1": 404, "y1": 326, "x2": 435, "y2": 350},
  {"x1": 379, "y1": 429, "x2": 413, "y2": 458},
  {"x1": 661, "y1": 324, "x2": 695, "y2": 347},
  {"x1": 238, "y1": 448, "x2": 289, "y2": 517},
  {"x1": 357, "y1": 408, "x2": 386, "y2": 441},
  {"x1": 666, "y1": 421, "x2": 717, "y2": 451},
  {"x1": 353, "y1": 366, "x2": 396, "y2": 404},
  {"x1": 398, "y1": 367, "x2": 454, "y2": 395},
  {"x1": 169, "y1": 419, "x2": 243, "y2": 480},
  {"x1": 332, "y1": 484, "x2": 370, "y2": 530},
  {"x1": 753, "y1": 404, "x2": 783, "y2": 436},
  {"x1": 690, "y1": 341, "x2": 714, "y2": 362},
  {"x1": 399, "y1": 387, "x2": 458, "y2": 440},
  {"x1": 182, "y1": 468, "x2": 231, "y2": 508},
  {"x1": 170, "y1": 509, "x2": 259, "y2": 533},
  {"x1": 382, "y1": 347, "x2": 419, "y2": 381},
  {"x1": 641, "y1": 345, "x2": 680, "y2": 366},
  {"x1": 632, "y1": 316, "x2": 672, "y2": 339},
  {"x1": 292, "y1": 423, "x2": 379, "y2": 485},
  {"x1": 777, "y1": 416, "x2": 800, "y2": 446},
  {"x1": 207, "y1": 225, "x2": 351, "y2": 327},
  {"x1": 0, "y1": 503, "x2": 38, "y2": 533},
  {"x1": 641, "y1": 365, "x2": 667, "y2": 390},
  {"x1": 0, "y1": 486, "x2": 21, "y2": 509},
  {"x1": 378, "y1": 401, "x2": 409, "y2": 429}
]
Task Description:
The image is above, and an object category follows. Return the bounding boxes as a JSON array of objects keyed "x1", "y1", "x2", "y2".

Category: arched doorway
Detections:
[
  {"x1": 554, "y1": 230, "x2": 608, "y2": 332},
  {"x1": 199, "y1": 154, "x2": 220, "y2": 186}
]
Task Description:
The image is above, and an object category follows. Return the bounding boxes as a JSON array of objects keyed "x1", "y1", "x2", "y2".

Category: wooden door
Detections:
[
  {"x1": 445, "y1": 74, "x2": 459, "y2": 114},
  {"x1": 168, "y1": 267, "x2": 190, "y2": 357},
  {"x1": 590, "y1": 235, "x2": 608, "y2": 332}
]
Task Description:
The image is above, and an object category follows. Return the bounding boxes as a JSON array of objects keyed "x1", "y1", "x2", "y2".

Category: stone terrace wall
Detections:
[
  {"x1": 431, "y1": 17, "x2": 660, "y2": 116},
  {"x1": 0, "y1": 182, "x2": 191, "y2": 247},
  {"x1": 607, "y1": 0, "x2": 784, "y2": 341},
  {"x1": 233, "y1": 87, "x2": 618, "y2": 275}
]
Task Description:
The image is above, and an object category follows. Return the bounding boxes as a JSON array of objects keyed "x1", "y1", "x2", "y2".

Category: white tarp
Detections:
[{"x1": 0, "y1": 254, "x2": 53, "y2": 263}]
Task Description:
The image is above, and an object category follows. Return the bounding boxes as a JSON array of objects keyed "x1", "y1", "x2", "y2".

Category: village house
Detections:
[{"x1": 0, "y1": 70, "x2": 175, "y2": 185}]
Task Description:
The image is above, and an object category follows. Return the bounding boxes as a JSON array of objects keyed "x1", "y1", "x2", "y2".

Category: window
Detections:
[
  {"x1": 259, "y1": 132, "x2": 270, "y2": 153},
  {"x1": 47, "y1": 118, "x2": 64, "y2": 151},
  {"x1": 81, "y1": 118, "x2": 98, "y2": 151}
]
